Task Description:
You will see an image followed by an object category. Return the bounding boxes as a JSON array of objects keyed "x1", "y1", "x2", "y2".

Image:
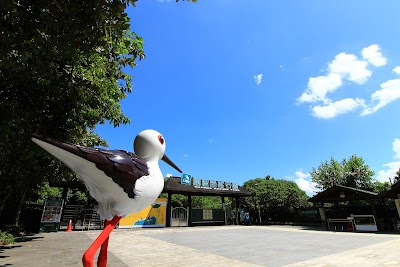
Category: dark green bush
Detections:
[{"x1": 3, "y1": 224, "x2": 26, "y2": 237}]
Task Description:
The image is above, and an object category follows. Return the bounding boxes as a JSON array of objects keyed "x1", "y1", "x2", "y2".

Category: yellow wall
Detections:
[{"x1": 119, "y1": 198, "x2": 167, "y2": 228}]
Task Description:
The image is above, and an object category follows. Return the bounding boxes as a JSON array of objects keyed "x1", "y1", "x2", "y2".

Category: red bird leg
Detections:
[
  {"x1": 97, "y1": 219, "x2": 111, "y2": 267},
  {"x1": 82, "y1": 216, "x2": 122, "y2": 267}
]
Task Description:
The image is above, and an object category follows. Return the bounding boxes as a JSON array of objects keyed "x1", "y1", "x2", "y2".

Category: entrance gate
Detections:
[{"x1": 171, "y1": 207, "x2": 188, "y2": 227}]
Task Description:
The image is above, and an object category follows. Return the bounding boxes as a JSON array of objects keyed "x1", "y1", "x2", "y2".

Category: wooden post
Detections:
[
  {"x1": 235, "y1": 197, "x2": 239, "y2": 225},
  {"x1": 221, "y1": 196, "x2": 226, "y2": 225},
  {"x1": 395, "y1": 195, "x2": 400, "y2": 220},
  {"x1": 166, "y1": 193, "x2": 172, "y2": 227},
  {"x1": 319, "y1": 204, "x2": 327, "y2": 230},
  {"x1": 369, "y1": 199, "x2": 382, "y2": 231},
  {"x1": 334, "y1": 201, "x2": 339, "y2": 218},
  {"x1": 188, "y1": 194, "x2": 192, "y2": 227}
]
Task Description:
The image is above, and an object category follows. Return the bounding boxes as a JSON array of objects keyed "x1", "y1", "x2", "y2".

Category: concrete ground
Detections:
[{"x1": 1, "y1": 225, "x2": 400, "y2": 267}]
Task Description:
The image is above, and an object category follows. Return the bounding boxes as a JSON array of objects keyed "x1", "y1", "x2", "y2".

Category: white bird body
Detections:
[{"x1": 32, "y1": 130, "x2": 181, "y2": 221}]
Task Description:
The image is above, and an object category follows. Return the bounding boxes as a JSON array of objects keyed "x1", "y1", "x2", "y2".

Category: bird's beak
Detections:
[{"x1": 162, "y1": 154, "x2": 182, "y2": 173}]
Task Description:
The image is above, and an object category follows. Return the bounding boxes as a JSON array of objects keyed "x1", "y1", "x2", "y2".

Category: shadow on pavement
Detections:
[
  {"x1": 15, "y1": 235, "x2": 44, "y2": 243},
  {"x1": 294, "y1": 225, "x2": 400, "y2": 235}
]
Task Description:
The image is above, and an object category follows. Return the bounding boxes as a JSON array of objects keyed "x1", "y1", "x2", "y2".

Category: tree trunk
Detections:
[
  {"x1": 0, "y1": 186, "x2": 12, "y2": 218},
  {"x1": 13, "y1": 188, "x2": 27, "y2": 225}
]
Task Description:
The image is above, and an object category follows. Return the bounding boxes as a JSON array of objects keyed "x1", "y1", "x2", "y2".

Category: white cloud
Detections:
[
  {"x1": 361, "y1": 79, "x2": 400, "y2": 115},
  {"x1": 184, "y1": 154, "x2": 189, "y2": 158},
  {"x1": 375, "y1": 139, "x2": 400, "y2": 183},
  {"x1": 376, "y1": 162, "x2": 400, "y2": 183},
  {"x1": 294, "y1": 171, "x2": 319, "y2": 196},
  {"x1": 362, "y1": 44, "x2": 387, "y2": 67},
  {"x1": 312, "y1": 98, "x2": 365, "y2": 119},
  {"x1": 297, "y1": 44, "x2": 400, "y2": 119},
  {"x1": 279, "y1": 65, "x2": 285, "y2": 71},
  {"x1": 295, "y1": 171, "x2": 310, "y2": 180},
  {"x1": 393, "y1": 66, "x2": 400, "y2": 75},
  {"x1": 329, "y1": 52, "x2": 371, "y2": 84},
  {"x1": 298, "y1": 48, "x2": 375, "y2": 105},
  {"x1": 299, "y1": 73, "x2": 342, "y2": 103},
  {"x1": 393, "y1": 139, "x2": 400, "y2": 160},
  {"x1": 254, "y1": 74, "x2": 262, "y2": 85},
  {"x1": 208, "y1": 138, "x2": 215, "y2": 143}
]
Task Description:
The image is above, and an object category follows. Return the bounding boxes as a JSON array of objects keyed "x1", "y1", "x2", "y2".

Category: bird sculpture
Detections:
[{"x1": 31, "y1": 129, "x2": 182, "y2": 267}]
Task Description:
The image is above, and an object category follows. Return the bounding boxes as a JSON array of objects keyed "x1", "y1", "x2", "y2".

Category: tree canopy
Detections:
[
  {"x1": 0, "y1": 0, "x2": 144, "y2": 221},
  {"x1": 310, "y1": 155, "x2": 375, "y2": 191},
  {"x1": 161, "y1": 193, "x2": 227, "y2": 209},
  {"x1": 242, "y1": 177, "x2": 310, "y2": 224}
]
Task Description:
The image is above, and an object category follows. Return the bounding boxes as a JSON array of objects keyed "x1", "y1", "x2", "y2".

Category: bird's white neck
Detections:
[{"x1": 146, "y1": 160, "x2": 163, "y2": 178}]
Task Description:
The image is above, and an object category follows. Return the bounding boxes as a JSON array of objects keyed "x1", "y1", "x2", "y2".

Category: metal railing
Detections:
[{"x1": 60, "y1": 204, "x2": 103, "y2": 230}]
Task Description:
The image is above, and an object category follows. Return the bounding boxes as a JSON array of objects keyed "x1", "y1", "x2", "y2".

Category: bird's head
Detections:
[{"x1": 134, "y1": 129, "x2": 182, "y2": 173}]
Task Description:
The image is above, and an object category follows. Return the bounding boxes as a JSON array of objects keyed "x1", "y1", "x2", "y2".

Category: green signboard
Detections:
[
  {"x1": 40, "y1": 222, "x2": 59, "y2": 232},
  {"x1": 191, "y1": 208, "x2": 224, "y2": 222}
]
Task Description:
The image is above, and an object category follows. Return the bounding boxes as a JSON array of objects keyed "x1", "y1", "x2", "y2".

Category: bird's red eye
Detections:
[{"x1": 158, "y1": 135, "x2": 164, "y2": 145}]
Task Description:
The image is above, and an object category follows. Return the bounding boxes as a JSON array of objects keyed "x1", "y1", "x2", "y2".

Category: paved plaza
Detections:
[{"x1": 1, "y1": 225, "x2": 400, "y2": 267}]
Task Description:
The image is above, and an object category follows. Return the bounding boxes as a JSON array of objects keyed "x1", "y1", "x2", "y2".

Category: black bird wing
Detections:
[{"x1": 31, "y1": 134, "x2": 149, "y2": 199}]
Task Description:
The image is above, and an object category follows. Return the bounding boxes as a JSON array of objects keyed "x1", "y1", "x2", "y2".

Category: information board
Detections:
[{"x1": 40, "y1": 198, "x2": 64, "y2": 232}]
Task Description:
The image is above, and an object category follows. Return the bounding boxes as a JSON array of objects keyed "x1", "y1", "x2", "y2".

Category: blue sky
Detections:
[{"x1": 95, "y1": 0, "x2": 400, "y2": 196}]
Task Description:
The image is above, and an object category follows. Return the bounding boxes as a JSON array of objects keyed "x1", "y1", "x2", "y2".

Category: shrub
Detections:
[
  {"x1": 0, "y1": 231, "x2": 15, "y2": 245},
  {"x1": 3, "y1": 224, "x2": 26, "y2": 237}
]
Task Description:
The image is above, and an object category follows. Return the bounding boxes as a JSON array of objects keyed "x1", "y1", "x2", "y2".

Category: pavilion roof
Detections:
[
  {"x1": 162, "y1": 177, "x2": 252, "y2": 197},
  {"x1": 308, "y1": 185, "x2": 378, "y2": 203}
]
